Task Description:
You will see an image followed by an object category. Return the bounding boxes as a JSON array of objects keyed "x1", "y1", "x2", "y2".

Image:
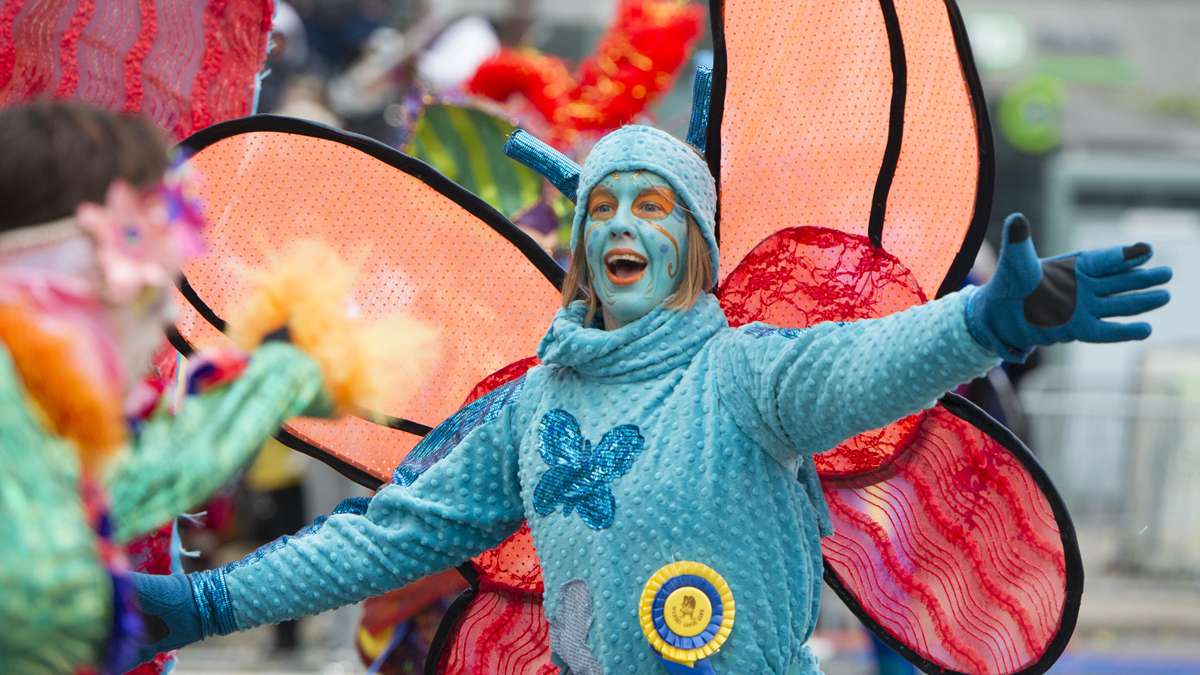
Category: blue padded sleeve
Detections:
[
  {"x1": 718, "y1": 288, "x2": 1000, "y2": 461},
  {"x1": 194, "y1": 380, "x2": 530, "y2": 632}
]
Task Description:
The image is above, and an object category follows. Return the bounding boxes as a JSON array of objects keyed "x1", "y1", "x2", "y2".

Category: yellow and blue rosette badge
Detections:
[{"x1": 639, "y1": 561, "x2": 735, "y2": 674}]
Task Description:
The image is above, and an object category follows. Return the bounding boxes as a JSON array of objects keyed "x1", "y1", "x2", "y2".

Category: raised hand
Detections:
[{"x1": 966, "y1": 213, "x2": 1172, "y2": 361}]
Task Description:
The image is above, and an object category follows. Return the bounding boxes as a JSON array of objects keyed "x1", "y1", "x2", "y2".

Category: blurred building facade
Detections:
[{"x1": 959, "y1": 0, "x2": 1200, "y2": 582}]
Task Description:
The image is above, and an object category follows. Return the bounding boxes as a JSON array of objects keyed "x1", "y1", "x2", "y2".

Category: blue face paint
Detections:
[{"x1": 583, "y1": 171, "x2": 689, "y2": 328}]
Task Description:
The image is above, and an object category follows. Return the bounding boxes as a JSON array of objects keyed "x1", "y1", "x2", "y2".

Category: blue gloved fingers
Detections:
[
  {"x1": 1077, "y1": 242, "x2": 1153, "y2": 277},
  {"x1": 1094, "y1": 289, "x2": 1171, "y2": 318},
  {"x1": 1088, "y1": 319, "x2": 1153, "y2": 343},
  {"x1": 131, "y1": 572, "x2": 204, "y2": 657},
  {"x1": 1092, "y1": 265, "x2": 1173, "y2": 296},
  {"x1": 991, "y1": 213, "x2": 1044, "y2": 297}
]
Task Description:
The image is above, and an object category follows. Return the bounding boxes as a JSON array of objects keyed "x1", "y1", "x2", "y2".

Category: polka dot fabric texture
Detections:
[
  {"x1": 0, "y1": 0, "x2": 273, "y2": 141},
  {"x1": 175, "y1": 122, "x2": 563, "y2": 481},
  {"x1": 714, "y1": 0, "x2": 988, "y2": 298},
  {"x1": 881, "y1": 0, "x2": 984, "y2": 298},
  {"x1": 715, "y1": 0, "x2": 892, "y2": 279}
]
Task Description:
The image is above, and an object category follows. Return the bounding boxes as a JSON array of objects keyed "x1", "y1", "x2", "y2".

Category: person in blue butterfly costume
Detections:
[{"x1": 131, "y1": 124, "x2": 1171, "y2": 674}]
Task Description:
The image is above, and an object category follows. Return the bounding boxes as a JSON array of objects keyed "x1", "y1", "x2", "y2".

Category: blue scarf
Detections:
[{"x1": 537, "y1": 293, "x2": 727, "y2": 382}]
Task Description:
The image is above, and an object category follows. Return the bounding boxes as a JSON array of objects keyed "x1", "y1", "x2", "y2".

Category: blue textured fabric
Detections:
[
  {"x1": 504, "y1": 129, "x2": 581, "y2": 200},
  {"x1": 685, "y1": 65, "x2": 712, "y2": 153},
  {"x1": 130, "y1": 572, "x2": 205, "y2": 659},
  {"x1": 190, "y1": 569, "x2": 237, "y2": 636},
  {"x1": 392, "y1": 377, "x2": 526, "y2": 486},
  {"x1": 571, "y1": 125, "x2": 719, "y2": 278},
  {"x1": 966, "y1": 213, "x2": 1172, "y2": 362},
  {"x1": 532, "y1": 409, "x2": 645, "y2": 530},
  {"x1": 207, "y1": 288, "x2": 999, "y2": 673}
]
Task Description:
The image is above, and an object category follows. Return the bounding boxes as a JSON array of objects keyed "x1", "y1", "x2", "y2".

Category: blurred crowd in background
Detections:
[{"x1": 176, "y1": 1, "x2": 1200, "y2": 673}]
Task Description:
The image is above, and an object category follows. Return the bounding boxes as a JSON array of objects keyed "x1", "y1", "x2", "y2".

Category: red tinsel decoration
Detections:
[{"x1": 467, "y1": 0, "x2": 703, "y2": 147}]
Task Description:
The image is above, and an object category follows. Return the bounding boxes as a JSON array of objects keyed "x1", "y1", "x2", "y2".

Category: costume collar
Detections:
[{"x1": 537, "y1": 293, "x2": 726, "y2": 381}]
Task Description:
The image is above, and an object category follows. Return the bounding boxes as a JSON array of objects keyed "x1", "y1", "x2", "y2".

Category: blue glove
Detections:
[
  {"x1": 966, "y1": 213, "x2": 1172, "y2": 362},
  {"x1": 130, "y1": 572, "x2": 205, "y2": 664}
]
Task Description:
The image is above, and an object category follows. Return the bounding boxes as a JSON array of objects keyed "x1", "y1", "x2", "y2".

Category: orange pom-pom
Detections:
[
  {"x1": 0, "y1": 303, "x2": 126, "y2": 473},
  {"x1": 225, "y1": 240, "x2": 438, "y2": 415}
]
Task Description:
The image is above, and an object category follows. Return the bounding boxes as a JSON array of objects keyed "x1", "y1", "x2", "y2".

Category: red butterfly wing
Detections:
[{"x1": 719, "y1": 228, "x2": 1080, "y2": 674}]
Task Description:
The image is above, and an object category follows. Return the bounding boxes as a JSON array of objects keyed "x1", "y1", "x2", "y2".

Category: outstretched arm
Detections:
[
  {"x1": 103, "y1": 342, "x2": 329, "y2": 543},
  {"x1": 720, "y1": 213, "x2": 1170, "y2": 459},
  {"x1": 133, "y1": 377, "x2": 530, "y2": 654},
  {"x1": 720, "y1": 287, "x2": 1001, "y2": 458}
]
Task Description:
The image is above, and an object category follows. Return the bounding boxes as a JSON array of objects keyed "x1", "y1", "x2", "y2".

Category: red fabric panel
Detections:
[
  {"x1": 0, "y1": 0, "x2": 272, "y2": 141},
  {"x1": 472, "y1": 523, "x2": 544, "y2": 595},
  {"x1": 462, "y1": 357, "x2": 540, "y2": 409},
  {"x1": 822, "y1": 406, "x2": 1067, "y2": 673},
  {"x1": 436, "y1": 588, "x2": 558, "y2": 675}
]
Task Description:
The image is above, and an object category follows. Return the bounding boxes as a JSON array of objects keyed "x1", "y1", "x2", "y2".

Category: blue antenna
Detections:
[
  {"x1": 685, "y1": 63, "x2": 713, "y2": 154},
  {"x1": 504, "y1": 129, "x2": 582, "y2": 202}
]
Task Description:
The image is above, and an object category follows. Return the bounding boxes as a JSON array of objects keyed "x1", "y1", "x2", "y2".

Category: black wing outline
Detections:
[
  {"x1": 170, "y1": 114, "x2": 564, "y2": 488},
  {"x1": 705, "y1": 0, "x2": 995, "y2": 298},
  {"x1": 823, "y1": 393, "x2": 1084, "y2": 675}
]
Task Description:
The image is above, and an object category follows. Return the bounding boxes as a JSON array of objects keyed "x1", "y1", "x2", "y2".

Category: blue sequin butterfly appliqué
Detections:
[{"x1": 533, "y1": 409, "x2": 644, "y2": 531}]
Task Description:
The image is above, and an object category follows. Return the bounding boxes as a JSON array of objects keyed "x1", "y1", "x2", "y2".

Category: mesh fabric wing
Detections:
[
  {"x1": 172, "y1": 117, "x2": 562, "y2": 484},
  {"x1": 710, "y1": 1, "x2": 1079, "y2": 673}
]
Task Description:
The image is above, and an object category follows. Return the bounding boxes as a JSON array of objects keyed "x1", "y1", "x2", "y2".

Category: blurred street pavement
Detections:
[{"x1": 174, "y1": 572, "x2": 1200, "y2": 675}]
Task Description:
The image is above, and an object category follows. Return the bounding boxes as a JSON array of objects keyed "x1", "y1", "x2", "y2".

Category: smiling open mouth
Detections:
[{"x1": 604, "y1": 249, "x2": 648, "y2": 286}]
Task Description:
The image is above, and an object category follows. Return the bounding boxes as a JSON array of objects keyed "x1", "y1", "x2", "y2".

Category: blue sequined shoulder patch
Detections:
[
  {"x1": 392, "y1": 376, "x2": 527, "y2": 486},
  {"x1": 742, "y1": 322, "x2": 845, "y2": 340},
  {"x1": 743, "y1": 325, "x2": 804, "y2": 339},
  {"x1": 221, "y1": 496, "x2": 370, "y2": 574},
  {"x1": 533, "y1": 409, "x2": 644, "y2": 531}
]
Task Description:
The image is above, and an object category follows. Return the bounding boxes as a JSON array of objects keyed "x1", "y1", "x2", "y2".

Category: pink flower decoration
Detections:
[
  {"x1": 160, "y1": 159, "x2": 208, "y2": 259},
  {"x1": 77, "y1": 182, "x2": 171, "y2": 303},
  {"x1": 76, "y1": 169, "x2": 208, "y2": 304}
]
